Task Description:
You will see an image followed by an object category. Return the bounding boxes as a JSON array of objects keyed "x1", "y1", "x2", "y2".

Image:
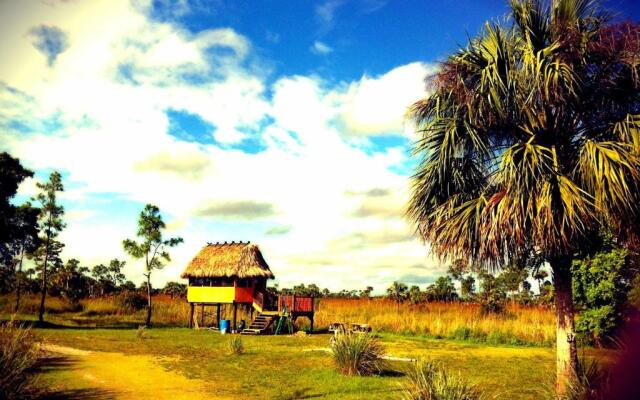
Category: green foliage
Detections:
[
  {"x1": 162, "y1": 282, "x2": 187, "y2": 298},
  {"x1": 562, "y1": 358, "x2": 610, "y2": 400},
  {"x1": 572, "y1": 249, "x2": 630, "y2": 345},
  {"x1": 117, "y1": 291, "x2": 147, "y2": 313},
  {"x1": 386, "y1": 281, "x2": 409, "y2": 303},
  {"x1": 478, "y1": 273, "x2": 506, "y2": 315},
  {"x1": 409, "y1": 285, "x2": 426, "y2": 304},
  {"x1": 227, "y1": 335, "x2": 244, "y2": 355},
  {"x1": 427, "y1": 276, "x2": 458, "y2": 301},
  {"x1": 403, "y1": 359, "x2": 481, "y2": 400},
  {"x1": 330, "y1": 332, "x2": 386, "y2": 376},
  {"x1": 0, "y1": 322, "x2": 40, "y2": 399},
  {"x1": 0, "y1": 152, "x2": 36, "y2": 268}
]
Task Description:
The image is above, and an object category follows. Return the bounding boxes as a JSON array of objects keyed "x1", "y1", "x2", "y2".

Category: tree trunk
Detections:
[
  {"x1": 551, "y1": 258, "x2": 578, "y2": 396},
  {"x1": 145, "y1": 273, "x2": 152, "y2": 327},
  {"x1": 15, "y1": 246, "x2": 25, "y2": 313},
  {"x1": 39, "y1": 234, "x2": 51, "y2": 323}
]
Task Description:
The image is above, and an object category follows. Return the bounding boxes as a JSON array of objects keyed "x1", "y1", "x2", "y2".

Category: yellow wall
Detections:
[{"x1": 187, "y1": 287, "x2": 235, "y2": 303}]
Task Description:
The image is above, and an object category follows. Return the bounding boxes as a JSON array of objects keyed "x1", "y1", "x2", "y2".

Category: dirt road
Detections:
[{"x1": 40, "y1": 344, "x2": 225, "y2": 400}]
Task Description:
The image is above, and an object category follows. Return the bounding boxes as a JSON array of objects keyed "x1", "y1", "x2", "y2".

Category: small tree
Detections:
[
  {"x1": 408, "y1": 285, "x2": 425, "y2": 304},
  {"x1": 162, "y1": 281, "x2": 187, "y2": 298},
  {"x1": 34, "y1": 172, "x2": 65, "y2": 323},
  {"x1": 460, "y1": 275, "x2": 476, "y2": 300},
  {"x1": 386, "y1": 281, "x2": 408, "y2": 304},
  {"x1": 359, "y1": 286, "x2": 374, "y2": 299},
  {"x1": 123, "y1": 204, "x2": 182, "y2": 327},
  {"x1": 107, "y1": 259, "x2": 126, "y2": 289}
]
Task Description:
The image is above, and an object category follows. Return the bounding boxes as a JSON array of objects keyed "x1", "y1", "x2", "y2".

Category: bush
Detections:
[
  {"x1": 0, "y1": 322, "x2": 40, "y2": 399},
  {"x1": 330, "y1": 332, "x2": 385, "y2": 376},
  {"x1": 562, "y1": 358, "x2": 610, "y2": 400},
  {"x1": 572, "y1": 249, "x2": 630, "y2": 346},
  {"x1": 404, "y1": 359, "x2": 481, "y2": 400},
  {"x1": 227, "y1": 335, "x2": 244, "y2": 355},
  {"x1": 117, "y1": 291, "x2": 147, "y2": 313},
  {"x1": 453, "y1": 326, "x2": 471, "y2": 341}
]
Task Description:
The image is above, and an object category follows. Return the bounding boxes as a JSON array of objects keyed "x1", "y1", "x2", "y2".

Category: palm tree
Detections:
[
  {"x1": 407, "y1": 0, "x2": 639, "y2": 394},
  {"x1": 386, "y1": 281, "x2": 408, "y2": 305}
]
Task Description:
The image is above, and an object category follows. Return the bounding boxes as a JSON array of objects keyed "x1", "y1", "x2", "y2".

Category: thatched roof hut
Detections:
[{"x1": 180, "y1": 241, "x2": 275, "y2": 280}]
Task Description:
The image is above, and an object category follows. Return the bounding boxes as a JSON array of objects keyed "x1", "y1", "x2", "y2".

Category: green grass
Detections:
[{"x1": 29, "y1": 325, "x2": 565, "y2": 399}]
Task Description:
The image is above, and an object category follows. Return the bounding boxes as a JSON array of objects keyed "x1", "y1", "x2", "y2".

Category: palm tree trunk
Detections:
[
  {"x1": 551, "y1": 258, "x2": 578, "y2": 396},
  {"x1": 145, "y1": 273, "x2": 152, "y2": 327}
]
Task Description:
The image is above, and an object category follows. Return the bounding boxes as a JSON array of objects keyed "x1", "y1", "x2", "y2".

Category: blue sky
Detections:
[{"x1": 1, "y1": 0, "x2": 638, "y2": 292}]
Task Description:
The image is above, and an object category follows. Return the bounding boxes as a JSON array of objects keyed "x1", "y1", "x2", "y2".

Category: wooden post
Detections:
[
  {"x1": 233, "y1": 302, "x2": 238, "y2": 332},
  {"x1": 250, "y1": 306, "x2": 254, "y2": 320},
  {"x1": 216, "y1": 304, "x2": 221, "y2": 328},
  {"x1": 189, "y1": 303, "x2": 194, "y2": 328},
  {"x1": 310, "y1": 316, "x2": 314, "y2": 333},
  {"x1": 200, "y1": 304, "x2": 205, "y2": 327}
]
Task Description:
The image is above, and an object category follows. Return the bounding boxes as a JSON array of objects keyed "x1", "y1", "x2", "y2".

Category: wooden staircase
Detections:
[{"x1": 241, "y1": 312, "x2": 277, "y2": 335}]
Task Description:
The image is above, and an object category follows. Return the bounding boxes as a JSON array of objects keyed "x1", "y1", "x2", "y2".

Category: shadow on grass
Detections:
[
  {"x1": 41, "y1": 388, "x2": 118, "y2": 400},
  {"x1": 1, "y1": 318, "x2": 141, "y2": 330},
  {"x1": 34, "y1": 356, "x2": 118, "y2": 400}
]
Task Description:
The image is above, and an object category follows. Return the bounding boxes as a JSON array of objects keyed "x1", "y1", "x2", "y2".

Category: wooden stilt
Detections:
[
  {"x1": 310, "y1": 316, "x2": 314, "y2": 333},
  {"x1": 189, "y1": 303, "x2": 194, "y2": 328},
  {"x1": 216, "y1": 304, "x2": 221, "y2": 328},
  {"x1": 200, "y1": 304, "x2": 205, "y2": 327},
  {"x1": 233, "y1": 302, "x2": 238, "y2": 332}
]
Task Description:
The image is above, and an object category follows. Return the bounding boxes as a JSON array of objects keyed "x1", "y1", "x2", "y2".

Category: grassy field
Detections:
[
  {"x1": 32, "y1": 327, "x2": 573, "y2": 399},
  {"x1": 0, "y1": 295, "x2": 613, "y2": 399},
  {"x1": 2, "y1": 295, "x2": 555, "y2": 346}
]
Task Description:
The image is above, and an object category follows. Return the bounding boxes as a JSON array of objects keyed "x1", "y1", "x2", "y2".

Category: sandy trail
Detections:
[{"x1": 41, "y1": 344, "x2": 227, "y2": 400}]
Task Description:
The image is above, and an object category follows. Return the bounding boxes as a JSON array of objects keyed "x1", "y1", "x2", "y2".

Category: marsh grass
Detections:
[
  {"x1": 403, "y1": 359, "x2": 482, "y2": 400},
  {"x1": 331, "y1": 332, "x2": 386, "y2": 376},
  {"x1": 0, "y1": 321, "x2": 40, "y2": 399},
  {"x1": 227, "y1": 335, "x2": 244, "y2": 355},
  {"x1": 3, "y1": 295, "x2": 554, "y2": 346},
  {"x1": 315, "y1": 298, "x2": 555, "y2": 346}
]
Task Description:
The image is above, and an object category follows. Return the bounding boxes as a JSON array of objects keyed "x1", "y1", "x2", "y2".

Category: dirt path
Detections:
[{"x1": 40, "y1": 344, "x2": 227, "y2": 400}]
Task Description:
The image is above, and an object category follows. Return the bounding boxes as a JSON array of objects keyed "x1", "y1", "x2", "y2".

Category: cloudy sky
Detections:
[{"x1": 1, "y1": 0, "x2": 638, "y2": 293}]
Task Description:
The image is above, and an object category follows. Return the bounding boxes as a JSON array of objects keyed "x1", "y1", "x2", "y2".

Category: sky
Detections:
[{"x1": 1, "y1": 0, "x2": 639, "y2": 293}]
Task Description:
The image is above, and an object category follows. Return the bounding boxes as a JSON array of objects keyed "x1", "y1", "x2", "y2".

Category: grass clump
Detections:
[
  {"x1": 227, "y1": 335, "x2": 244, "y2": 355},
  {"x1": 330, "y1": 332, "x2": 385, "y2": 376},
  {"x1": 0, "y1": 321, "x2": 40, "y2": 399},
  {"x1": 404, "y1": 359, "x2": 481, "y2": 400},
  {"x1": 562, "y1": 358, "x2": 611, "y2": 400}
]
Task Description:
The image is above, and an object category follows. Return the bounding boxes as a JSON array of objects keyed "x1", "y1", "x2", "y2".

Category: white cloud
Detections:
[
  {"x1": 311, "y1": 40, "x2": 333, "y2": 54},
  {"x1": 335, "y1": 62, "x2": 438, "y2": 137},
  {"x1": 1, "y1": 0, "x2": 445, "y2": 291}
]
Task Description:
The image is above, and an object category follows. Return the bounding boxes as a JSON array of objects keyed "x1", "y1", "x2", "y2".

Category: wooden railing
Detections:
[
  {"x1": 254, "y1": 291, "x2": 264, "y2": 310},
  {"x1": 278, "y1": 295, "x2": 314, "y2": 313}
]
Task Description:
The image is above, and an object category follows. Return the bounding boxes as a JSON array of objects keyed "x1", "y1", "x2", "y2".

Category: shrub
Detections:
[
  {"x1": 0, "y1": 322, "x2": 40, "y2": 399},
  {"x1": 117, "y1": 291, "x2": 147, "y2": 313},
  {"x1": 404, "y1": 359, "x2": 481, "y2": 400},
  {"x1": 137, "y1": 325, "x2": 148, "y2": 340},
  {"x1": 562, "y1": 358, "x2": 610, "y2": 400},
  {"x1": 330, "y1": 332, "x2": 385, "y2": 376},
  {"x1": 227, "y1": 335, "x2": 244, "y2": 355},
  {"x1": 572, "y1": 249, "x2": 630, "y2": 346}
]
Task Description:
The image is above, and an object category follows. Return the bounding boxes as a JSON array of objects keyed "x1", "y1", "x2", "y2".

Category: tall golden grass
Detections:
[
  {"x1": 314, "y1": 298, "x2": 555, "y2": 346},
  {"x1": 1, "y1": 295, "x2": 555, "y2": 345}
]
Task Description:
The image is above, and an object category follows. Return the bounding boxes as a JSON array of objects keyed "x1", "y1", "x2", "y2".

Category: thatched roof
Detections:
[{"x1": 180, "y1": 241, "x2": 275, "y2": 279}]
